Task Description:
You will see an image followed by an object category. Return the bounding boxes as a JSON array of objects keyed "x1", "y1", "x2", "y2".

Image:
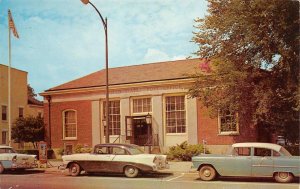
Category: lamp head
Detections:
[
  {"x1": 145, "y1": 113, "x2": 152, "y2": 125},
  {"x1": 81, "y1": 0, "x2": 89, "y2": 5}
]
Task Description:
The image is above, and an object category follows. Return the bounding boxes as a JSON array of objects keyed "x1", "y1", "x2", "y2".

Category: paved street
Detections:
[{"x1": 0, "y1": 169, "x2": 299, "y2": 189}]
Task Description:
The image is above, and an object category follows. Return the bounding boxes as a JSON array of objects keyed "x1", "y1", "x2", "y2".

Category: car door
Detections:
[
  {"x1": 225, "y1": 147, "x2": 252, "y2": 176},
  {"x1": 251, "y1": 147, "x2": 274, "y2": 177},
  {"x1": 85, "y1": 146, "x2": 115, "y2": 172},
  {"x1": 109, "y1": 147, "x2": 131, "y2": 173}
]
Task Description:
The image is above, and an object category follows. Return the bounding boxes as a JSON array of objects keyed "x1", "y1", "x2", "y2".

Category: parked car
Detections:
[
  {"x1": 0, "y1": 145, "x2": 37, "y2": 173},
  {"x1": 60, "y1": 143, "x2": 169, "y2": 178},
  {"x1": 192, "y1": 142, "x2": 300, "y2": 183}
]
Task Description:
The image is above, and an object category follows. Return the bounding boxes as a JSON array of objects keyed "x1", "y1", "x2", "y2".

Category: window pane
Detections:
[
  {"x1": 103, "y1": 100, "x2": 121, "y2": 135},
  {"x1": 133, "y1": 98, "x2": 152, "y2": 113},
  {"x1": 165, "y1": 96, "x2": 186, "y2": 133},
  {"x1": 64, "y1": 110, "x2": 77, "y2": 138},
  {"x1": 2, "y1": 106, "x2": 7, "y2": 121},
  {"x1": 219, "y1": 110, "x2": 238, "y2": 133}
]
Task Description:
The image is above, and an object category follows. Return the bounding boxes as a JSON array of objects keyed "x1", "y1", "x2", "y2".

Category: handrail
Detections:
[{"x1": 112, "y1": 135, "x2": 120, "y2": 143}]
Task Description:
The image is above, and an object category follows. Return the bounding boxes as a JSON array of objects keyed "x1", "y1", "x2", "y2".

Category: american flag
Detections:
[{"x1": 8, "y1": 9, "x2": 19, "y2": 39}]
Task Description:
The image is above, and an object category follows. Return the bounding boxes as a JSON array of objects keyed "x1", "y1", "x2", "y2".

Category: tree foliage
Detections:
[
  {"x1": 189, "y1": 0, "x2": 299, "y2": 142},
  {"x1": 27, "y1": 84, "x2": 37, "y2": 98},
  {"x1": 12, "y1": 116, "x2": 45, "y2": 149}
]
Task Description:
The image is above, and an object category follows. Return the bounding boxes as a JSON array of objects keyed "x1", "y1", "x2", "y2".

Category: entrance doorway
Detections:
[{"x1": 125, "y1": 116, "x2": 152, "y2": 146}]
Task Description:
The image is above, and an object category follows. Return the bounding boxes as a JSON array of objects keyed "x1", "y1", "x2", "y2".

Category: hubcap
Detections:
[
  {"x1": 128, "y1": 168, "x2": 135, "y2": 174},
  {"x1": 279, "y1": 172, "x2": 288, "y2": 179},
  {"x1": 203, "y1": 169, "x2": 211, "y2": 177},
  {"x1": 71, "y1": 166, "x2": 77, "y2": 173}
]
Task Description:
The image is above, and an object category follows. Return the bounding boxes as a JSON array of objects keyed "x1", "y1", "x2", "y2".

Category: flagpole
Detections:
[{"x1": 8, "y1": 11, "x2": 12, "y2": 146}]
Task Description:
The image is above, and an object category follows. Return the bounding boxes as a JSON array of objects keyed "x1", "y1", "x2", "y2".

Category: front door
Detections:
[
  {"x1": 251, "y1": 147, "x2": 274, "y2": 177},
  {"x1": 133, "y1": 118, "x2": 149, "y2": 146},
  {"x1": 125, "y1": 116, "x2": 152, "y2": 146}
]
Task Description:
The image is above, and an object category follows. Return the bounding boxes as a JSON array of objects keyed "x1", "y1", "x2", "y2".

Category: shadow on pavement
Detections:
[
  {"x1": 78, "y1": 172, "x2": 173, "y2": 178},
  {"x1": 3, "y1": 169, "x2": 45, "y2": 175},
  {"x1": 195, "y1": 176, "x2": 300, "y2": 184}
]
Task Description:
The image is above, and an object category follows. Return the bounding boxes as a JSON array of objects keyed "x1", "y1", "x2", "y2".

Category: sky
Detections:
[{"x1": 0, "y1": 0, "x2": 208, "y2": 99}]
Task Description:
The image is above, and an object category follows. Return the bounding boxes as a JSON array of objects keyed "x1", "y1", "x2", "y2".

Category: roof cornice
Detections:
[{"x1": 40, "y1": 78, "x2": 194, "y2": 96}]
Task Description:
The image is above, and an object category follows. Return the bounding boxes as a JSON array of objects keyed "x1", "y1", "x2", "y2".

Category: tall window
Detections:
[
  {"x1": 133, "y1": 98, "x2": 152, "y2": 113},
  {"x1": 165, "y1": 95, "x2": 186, "y2": 133},
  {"x1": 19, "y1": 107, "x2": 24, "y2": 118},
  {"x1": 103, "y1": 100, "x2": 120, "y2": 135},
  {"x1": 1, "y1": 131, "x2": 7, "y2": 144},
  {"x1": 1, "y1": 106, "x2": 7, "y2": 121},
  {"x1": 218, "y1": 110, "x2": 239, "y2": 134},
  {"x1": 63, "y1": 110, "x2": 77, "y2": 139}
]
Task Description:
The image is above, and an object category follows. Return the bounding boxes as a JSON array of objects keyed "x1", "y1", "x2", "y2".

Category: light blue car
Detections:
[
  {"x1": 0, "y1": 145, "x2": 37, "y2": 173},
  {"x1": 192, "y1": 142, "x2": 300, "y2": 183}
]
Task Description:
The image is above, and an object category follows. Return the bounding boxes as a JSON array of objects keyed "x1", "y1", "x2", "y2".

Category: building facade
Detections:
[
  {"x1": 41, "y1": 59, "x2": 257, "y2": 154},
  {"x1": 0, "y1": 64, "x2": 43, "y2": 148}
]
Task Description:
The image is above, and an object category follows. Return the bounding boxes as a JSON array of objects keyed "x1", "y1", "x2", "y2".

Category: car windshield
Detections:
[
  {"x1": 127, "y1": 145, "x2": 144, "y2": 155},
  {"x1": 279, "y1": 147, "x2": 292, "y2": 157},
  {"x1": 0, "y1": 148, "x2": 16, "y2": 154}
]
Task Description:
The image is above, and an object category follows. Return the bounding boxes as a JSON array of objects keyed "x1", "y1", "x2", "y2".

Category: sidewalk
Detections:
[{"x1": 43, "y1": 160, "x2": 196, "y2": 174}]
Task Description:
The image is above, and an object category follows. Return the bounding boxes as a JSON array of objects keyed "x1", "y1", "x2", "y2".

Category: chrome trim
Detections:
[{"x1": 252, "y1": 165, "x2": 299, "y2": 168}]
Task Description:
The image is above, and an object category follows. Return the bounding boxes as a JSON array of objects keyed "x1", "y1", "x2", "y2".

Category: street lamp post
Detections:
[{"x1": 81, "y1": 0, "x2": 110, "y2": 143}]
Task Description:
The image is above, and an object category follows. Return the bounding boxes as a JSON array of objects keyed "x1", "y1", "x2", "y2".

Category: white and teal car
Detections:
[
  {"x1": 0, "y1": 145, "x2": 37, "y2": 173},
  {"x1": 192, "y1": 142, "x2": 300, "y2": 183},
  {"x1": 61, "y1": 143, "x2": 169, "y2": 178}
]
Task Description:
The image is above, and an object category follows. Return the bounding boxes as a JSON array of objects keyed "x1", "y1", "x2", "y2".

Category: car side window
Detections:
[
  {"x1": 272, "y1": 150, "x2": 281, "y2": 157},
  {"x1": 94, "y1": 146, "x2": 108, "y2": 154},
  {"x1": 233, "y1": 147, "x2": 250, "y2": 156},
  {"x1": 254, "y1": 148, "x2": 271, "y2": 157},
  {"x1": 112, "y1": 147, "x2": 127, "y2": 155}
]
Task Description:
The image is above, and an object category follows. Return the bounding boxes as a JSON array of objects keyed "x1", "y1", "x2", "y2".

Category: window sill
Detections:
[
  {"x1": 218, "y1": 132, "x2": 240, "y2": 136},
  {"x1": 166, "y1": 133, "x2": 187, "y2": 136},
  {"x1": 63, "y1": 138, "x2": 77, "y2": 141}
]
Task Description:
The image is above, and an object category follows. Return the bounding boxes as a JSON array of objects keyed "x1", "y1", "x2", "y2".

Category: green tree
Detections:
[
  {"x1": 12, "y1": 116, "x2": 45, "y2": 149},
  {"x1": 27, "y1": 84, "x2": 37, "y2": 98},
  {"x1": 189, "y1": 0, "x2": 299, "y2": 142}
]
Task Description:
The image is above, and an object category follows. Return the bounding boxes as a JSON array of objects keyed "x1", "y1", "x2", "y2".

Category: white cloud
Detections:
[{"x1": 142, "y1": 48, "x2": 186, "y2": 64}]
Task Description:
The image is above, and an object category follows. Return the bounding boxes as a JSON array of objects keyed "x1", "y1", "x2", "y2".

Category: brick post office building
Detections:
[{"x1": 41, "y1": 59, "x2": 257, "y2": 154}]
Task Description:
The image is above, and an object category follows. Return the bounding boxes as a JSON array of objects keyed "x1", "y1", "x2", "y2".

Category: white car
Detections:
[
  {"x1": 0, "y1": 145, "x2": 37, "y2": 173},
  {"x1": 60, "y1": 143, "x2": 169, "y2": 178}
]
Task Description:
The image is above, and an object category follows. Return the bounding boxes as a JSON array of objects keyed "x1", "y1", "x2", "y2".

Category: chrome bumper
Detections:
[
  {"x1": 155, "y1": 162, "x2": 170, "y2": 170},
  {"x1": 12, "y1": 162, "x2": 38, "y2": 169},
  {"x1": 58, "y1": 164, "x2": 67, "y2": 170}
]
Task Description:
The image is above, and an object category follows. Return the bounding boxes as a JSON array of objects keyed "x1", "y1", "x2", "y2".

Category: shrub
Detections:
[
  {"x1": 285, "y1": 145, "x2": 300, "y2": 156},
  {"x1": 167, "y1": 141, "x2": 208, "y2": 161},
  {"x1": 56, "y1": 148, "x2": 64, "y2": 156},
  {"x1": 74, "y1": 144, "x2": 92, "y2": 154}
]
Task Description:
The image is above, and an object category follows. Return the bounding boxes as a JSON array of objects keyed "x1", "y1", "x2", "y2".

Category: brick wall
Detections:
[
  {"x1": 197, "y1": 101, "x2": 257, "y2": 145},
  {"x1": 44, "y1": 100, "x2": 92, "y2": 149}
]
